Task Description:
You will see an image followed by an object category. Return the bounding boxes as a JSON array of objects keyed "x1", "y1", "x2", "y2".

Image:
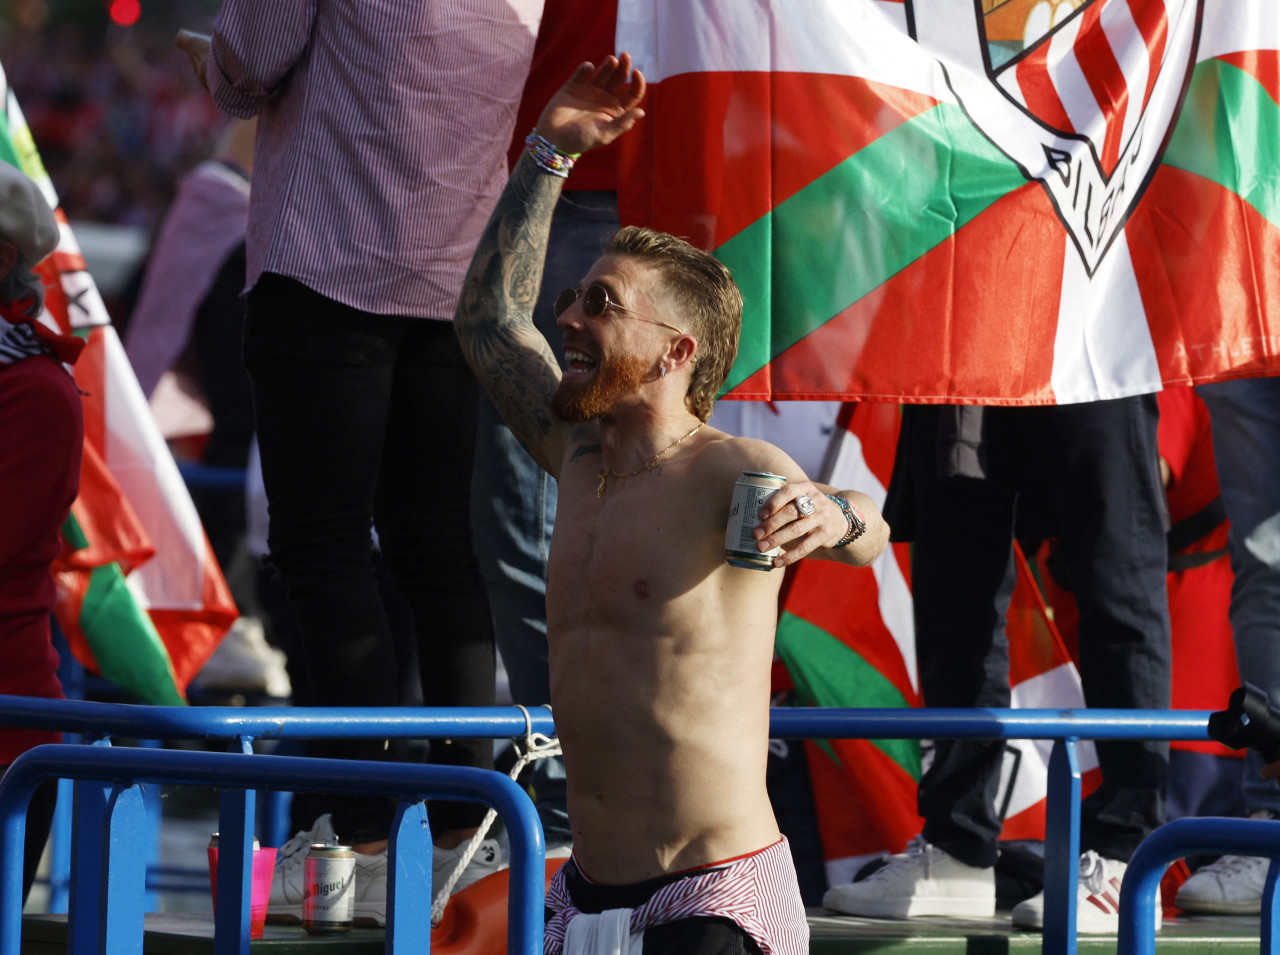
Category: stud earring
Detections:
[{"x1": 660, "y1": 365, "x2": 667, "y2": 379}]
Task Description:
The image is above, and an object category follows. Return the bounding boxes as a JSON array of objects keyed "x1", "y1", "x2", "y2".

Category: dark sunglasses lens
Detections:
[
  {"x1": 553, "y1": 288, "x2": 578, "y2": 318},
  {"x1": 582, "y1": 285, "x2": 609, "y2": 318}
]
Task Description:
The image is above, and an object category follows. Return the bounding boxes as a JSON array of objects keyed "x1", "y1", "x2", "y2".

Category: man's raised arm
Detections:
[{"x1": 454, "y1": 56, "x2": 646, "y2": 478}]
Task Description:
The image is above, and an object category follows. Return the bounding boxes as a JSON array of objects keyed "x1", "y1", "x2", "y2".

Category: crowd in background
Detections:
[{"x1": 1, "y1": 3, "x2": 224, "y2": 240}]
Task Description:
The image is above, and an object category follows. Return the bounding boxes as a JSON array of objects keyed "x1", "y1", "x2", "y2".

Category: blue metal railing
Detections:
[
  {"x1": 1118, "y1": 817, "x2": 1280, "y2": 955},
  {"x1": 0, "y1": 744, "x2": 544, "y2": 955},
  {"x1": 0, "y1": 695, "x2": 1230, "y2": 955}
]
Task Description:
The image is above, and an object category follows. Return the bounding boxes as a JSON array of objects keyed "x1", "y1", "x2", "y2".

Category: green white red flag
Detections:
[
  {"x1": 616, "y1": 0, "x2": 1280, "y2": 404},
  {"x1": 776, "y1": 402, "x2": 1098, "y2": 880},
  {"x1": 2, "y1": 62, "x2": 236, "y2": 704}
]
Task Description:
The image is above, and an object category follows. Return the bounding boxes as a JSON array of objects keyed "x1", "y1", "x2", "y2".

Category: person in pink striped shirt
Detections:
[
  {"x1": 455, "y1": 56, "x2": 889, "y2": 954},
  {"x1": 177, "y1": 0, "x2": 542, "y2": 924}
]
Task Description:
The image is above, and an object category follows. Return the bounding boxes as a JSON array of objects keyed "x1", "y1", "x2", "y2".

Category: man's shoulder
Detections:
[{"x1": 693, "y1": 429, "x2": 804, "y2": 484}]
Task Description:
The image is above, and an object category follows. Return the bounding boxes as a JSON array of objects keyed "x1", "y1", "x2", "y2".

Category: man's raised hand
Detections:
[{"x1": 535, "y1": 54, "x2": 646, "y2": 157}]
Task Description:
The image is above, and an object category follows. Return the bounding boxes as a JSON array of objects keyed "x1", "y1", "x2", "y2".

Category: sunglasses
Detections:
[{"x1": 553, "y1": 284, "x2": 686, "y2": 335}]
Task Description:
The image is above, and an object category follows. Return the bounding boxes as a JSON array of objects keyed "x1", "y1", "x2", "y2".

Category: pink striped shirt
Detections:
[
  {"x1": 544, "y1": 838, "x2": 810, "y2": 955},
  {"x1": 207, "y1": 0, "x2": 542, "y2": 320}
]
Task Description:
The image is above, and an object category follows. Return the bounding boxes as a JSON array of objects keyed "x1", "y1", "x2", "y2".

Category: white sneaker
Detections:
[
  {"x1": 268, "y1": 814, "x2": 335, "y2": 923},
  {"x1": 1011, "y1": 850, "x2": 1160, "y2": 934},
  {"x1": 1176, "y1": 853, "x2": 1273, "y2": 915},
  {"x1": 192, "y1": 616, "x2": 292, "y2": 697},
  {"x1": 433, "y1": 838, "x2": 504, "y2": 904},
  {"x1": 349, "y1": 850, "x2": 388, "y2": 927},
  {"x1": 266, "y1": 814, "x2": 387, "y2": 926},
  {"x1": 822, "y1": 836, "x2": 996, "y2": 918}
]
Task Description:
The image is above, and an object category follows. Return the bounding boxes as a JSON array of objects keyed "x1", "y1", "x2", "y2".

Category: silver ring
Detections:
[{"x1": 795, "y1": 495, "x2": 816, "y2": 517}]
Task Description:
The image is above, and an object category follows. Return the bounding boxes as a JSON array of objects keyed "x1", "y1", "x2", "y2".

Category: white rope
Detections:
[{"x1": 431, "y1": 704, "x2": 562, "y2": 924}]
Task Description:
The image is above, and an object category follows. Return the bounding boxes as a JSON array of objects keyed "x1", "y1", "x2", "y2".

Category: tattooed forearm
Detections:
[
  {"x1": 457, "y1": 153, "x2": 561, "y2": 339},
  {"x1": 455, "y1": 152, "x2": 567, "y2": 473}
]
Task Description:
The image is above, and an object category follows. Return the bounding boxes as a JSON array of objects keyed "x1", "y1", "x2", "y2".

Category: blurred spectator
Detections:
[{"x1": 0, "y1": 160, "x2": 84, "y2": 905}]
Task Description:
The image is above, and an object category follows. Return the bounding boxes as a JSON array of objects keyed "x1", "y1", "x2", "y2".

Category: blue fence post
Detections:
[
  {"x1": 1043, "y1": 737, "x2": 1081, "y2": 955},
  {"x1": 1264, "y1": 858, "x2": 1279, "y2": 955},
  {"x1": 0, "y1": 762, "x2": 35, "y2": 955},
  {"x1": 258, "y1": 789, "x2": 291, "y2": 849},
  {"x1": 138, "y1": 739, "x2": 163, "y2": 912},
  {"x1": 100, "y1": 783, "x2": 148, "y2": 955},
  {"x1": 48, "y1": 776, "x2": 73, "y2": 912},
  {"x1": 386, "y1": 799, "x2": 433, "y2": 953},
  {"x1": 67, "y1": 738, "x2": 113, "y2": 955},
  {"x1": 214, "y1": 782, "x2": 257, "y2": 955}
]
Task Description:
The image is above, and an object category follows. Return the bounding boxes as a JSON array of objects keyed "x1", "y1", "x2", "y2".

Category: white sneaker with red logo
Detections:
[{"x1": 1011, "y1": 851, "x2": 1161, "y2": 934}]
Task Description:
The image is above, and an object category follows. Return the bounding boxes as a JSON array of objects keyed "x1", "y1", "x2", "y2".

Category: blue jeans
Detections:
[
  {"x1": 1198, "y1": 376, "x2": 1280, "y2": 816},
  {"x1": 470, "y1": 191, "x2": 620, "y2": 845}
]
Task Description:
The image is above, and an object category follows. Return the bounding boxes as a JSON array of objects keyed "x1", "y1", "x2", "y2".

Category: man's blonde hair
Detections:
[{"x1": 604, "y1": 226, "x2": 742, "y2": 422}]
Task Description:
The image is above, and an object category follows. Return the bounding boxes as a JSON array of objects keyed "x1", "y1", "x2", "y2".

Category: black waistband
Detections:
[{"x1": 562, "y1": 858, "x2": 723, "y2": 914}]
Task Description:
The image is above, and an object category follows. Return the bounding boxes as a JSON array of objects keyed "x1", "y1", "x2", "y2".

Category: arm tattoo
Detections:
[{"x1": 455, "y1": 154, "x2": 567, "y2": 463}]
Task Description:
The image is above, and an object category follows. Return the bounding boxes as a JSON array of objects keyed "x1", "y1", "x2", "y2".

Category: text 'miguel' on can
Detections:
[
  {"x1": 303, "y1": 843, "x2": 356, "y2": 934},
  {"x1": 725, "y1": 470, "x2": 787, "y2": 570}
]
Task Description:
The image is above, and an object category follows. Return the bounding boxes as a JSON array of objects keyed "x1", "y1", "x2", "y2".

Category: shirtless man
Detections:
[{"x1": 455, "y1": 56, "x2": 889, "y2": 954}]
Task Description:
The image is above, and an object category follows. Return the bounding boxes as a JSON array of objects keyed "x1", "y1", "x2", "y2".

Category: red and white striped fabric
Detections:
[
  {"x1": 545, "y1": 839, "x2": 808, "y2": 955},
  {"x1": 1004, "y1": 0, "x2": 1174, "y2": 175}
]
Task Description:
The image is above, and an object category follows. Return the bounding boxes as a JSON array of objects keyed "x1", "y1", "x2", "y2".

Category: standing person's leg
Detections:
[
  {"x1": 1045, "y1": 395, "x2": 1171, "y2": 861},
  {"x1": 1176, "y1": 377, "x2": 1280, "y2": 915},
  {"x1": 243, "y1": 273, "x2": 401, "y2": 842},
  {"x1": 377, "y1": 318, "x2": 495, "y2": 834},
  {"x1": 907, "y1": 406, "x2": 1019, "y2": 869},
  {"x1": 469, "y1": 191, "x2": 619, "y2": 848},
  {"x1": 1197, "y1": 377, "x2": 1280, "y2": 816},
  {"x1": 825, "y1": 404, "x2": 1015, "y2": 917}
]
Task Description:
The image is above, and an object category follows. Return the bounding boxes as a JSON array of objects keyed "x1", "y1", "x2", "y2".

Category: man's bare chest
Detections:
[{"x1": 547, "y1": 465, "x2": 727, "y2": 621}]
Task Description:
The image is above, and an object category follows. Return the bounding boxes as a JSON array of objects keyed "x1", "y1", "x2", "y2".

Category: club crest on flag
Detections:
[{"x1": 908, "y1": 0, "x2": 1202, "y2": 274}]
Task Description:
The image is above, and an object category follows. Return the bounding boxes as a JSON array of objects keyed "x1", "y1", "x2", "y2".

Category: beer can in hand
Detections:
[
  {"x1": 303, "y1": 843, "x2": 356, "y2": 934},
  {"x1": 724, "y1": 470, "x2": 787, "y2": 570}
]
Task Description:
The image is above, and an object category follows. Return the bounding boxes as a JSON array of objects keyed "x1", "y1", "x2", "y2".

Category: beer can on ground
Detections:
[
  {"x1": 303, "y1": 843, "x2": 355, "y2": 935},
  {"x1": 724, "y1": 470, "x2": 787, "y2": 570}
]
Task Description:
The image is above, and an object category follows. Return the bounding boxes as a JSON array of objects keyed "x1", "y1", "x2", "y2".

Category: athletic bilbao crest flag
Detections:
[{"x1": 616, "y1": 0, "x2": 1280, "y2": 404}]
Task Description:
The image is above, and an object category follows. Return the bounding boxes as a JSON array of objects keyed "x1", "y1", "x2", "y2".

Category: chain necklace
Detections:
[{"x1": 596, "y1": 423, "x2": 704, "y2": 498}]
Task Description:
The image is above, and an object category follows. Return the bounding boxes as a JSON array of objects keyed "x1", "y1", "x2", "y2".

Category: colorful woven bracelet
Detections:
[
  {"x1": 826, "y1": 493, "x2": 867, "y2": 547},
  {"x1": 525, "y1": 129, "x2": 580, "y2": 178}
]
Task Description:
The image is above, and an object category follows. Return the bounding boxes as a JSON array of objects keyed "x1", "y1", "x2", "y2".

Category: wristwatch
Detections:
[{"x1": 826, "y1": 494, "x2": 867, "y2": 547}]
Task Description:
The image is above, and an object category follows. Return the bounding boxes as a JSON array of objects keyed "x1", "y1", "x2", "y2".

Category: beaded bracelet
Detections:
[
  {"x1": 825, "y1": 493, "x2": 867, "y2": 548},
  {"x1": 525, "y1": 129, "x2": 580, "y2": 178}
]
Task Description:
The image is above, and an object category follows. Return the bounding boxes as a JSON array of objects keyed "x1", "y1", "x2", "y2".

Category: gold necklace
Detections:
[{"x1": 596, "y1": 423, "x2": 704, "y2": 498}]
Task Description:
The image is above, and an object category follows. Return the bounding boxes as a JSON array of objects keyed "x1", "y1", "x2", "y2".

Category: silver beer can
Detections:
[
  {"x1": 724, "y1": 470, "x2": 787, "y2": 570},
  {"x1": 302, "y1": 843, "x2": 355, "y2": 934}
]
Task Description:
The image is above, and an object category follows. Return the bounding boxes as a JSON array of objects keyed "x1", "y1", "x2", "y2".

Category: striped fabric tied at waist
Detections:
[{"x1": 544, "y1": 838, "x2": 807, "y2": 955}]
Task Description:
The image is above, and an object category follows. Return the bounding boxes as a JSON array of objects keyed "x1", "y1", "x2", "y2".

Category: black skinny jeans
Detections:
[
  {"x1": 244, "y1": 273, "x2": 494, "y2": 839},
  {"x1": 889, "y1": 397, "x2": 1172, "y2": 867}
]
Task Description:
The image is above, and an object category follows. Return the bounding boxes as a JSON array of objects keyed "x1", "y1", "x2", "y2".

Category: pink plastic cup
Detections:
[{"x1": 208, "y1": 845, "x2": 277, "y2": 938}]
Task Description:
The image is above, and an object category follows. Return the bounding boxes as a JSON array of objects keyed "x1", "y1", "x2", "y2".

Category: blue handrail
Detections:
[
  {"x1": 0, "y1": 744, "x2": 544, "y2": 955},
  {"x1": 0, "y1": 695, "x2": 1218, "y2": 955},
  {"x1": 1118, "y1": 817, "x2": 1280, "y2": 955},
  {"x1": 0, "y1": 694, "x2": 1212, "y2": 742}
]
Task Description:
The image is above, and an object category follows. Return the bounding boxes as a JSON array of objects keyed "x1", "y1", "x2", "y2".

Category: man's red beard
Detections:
[{"x1": 551, "y1": 351, "x2": 651, "y2": 423}]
